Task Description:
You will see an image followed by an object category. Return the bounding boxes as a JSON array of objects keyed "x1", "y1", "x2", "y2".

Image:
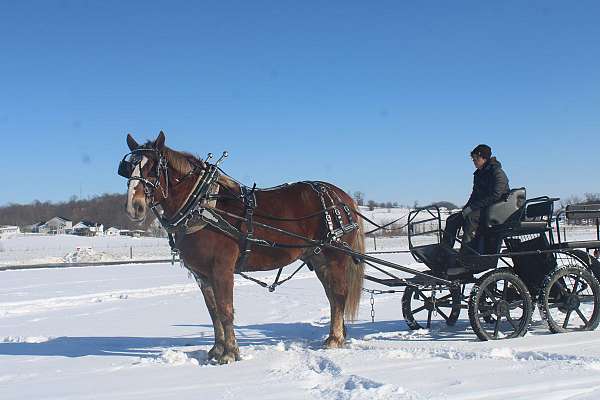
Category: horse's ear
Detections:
[
  {"x1": 126, "y1": 134, "x2": 139, "y2": 151},
  {"x1": 154, "y1": 131, "x2": 166, "y2": 150}
]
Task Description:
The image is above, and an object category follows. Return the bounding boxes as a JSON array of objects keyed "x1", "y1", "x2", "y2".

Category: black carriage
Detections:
[{"x1": 360, "y1": 189, "x2": 600, "y2": 340}]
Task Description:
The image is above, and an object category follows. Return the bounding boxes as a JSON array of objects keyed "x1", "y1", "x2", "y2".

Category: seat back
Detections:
[{"x1": 485, "y1": 188, "x2": 526, "y2": 227}]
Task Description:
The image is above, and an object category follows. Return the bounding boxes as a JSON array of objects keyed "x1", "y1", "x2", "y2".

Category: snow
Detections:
[
  {"x1": 1, "y1": 222, "x2": 600, "y2": 399},
  {"x1": 0, "y1": 234, "x2": 171, "y2": 266}
]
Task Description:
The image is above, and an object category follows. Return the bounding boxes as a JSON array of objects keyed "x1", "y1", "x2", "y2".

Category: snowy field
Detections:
[
  {"x1": 0, "y1": 234, "x2": 171, "y2": 266},
  {"x1": 2, "y1": 226, "x2": 600, "y2": 399}
]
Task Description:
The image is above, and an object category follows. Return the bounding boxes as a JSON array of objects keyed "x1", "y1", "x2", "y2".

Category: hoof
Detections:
[
  {"x1": 208, "y1": 343, "x2": 224, "y2": 360},
  {"x1": 217, "y1": 350, "x2": 240, "y2": 364},
  {"x1": 324, "y1": 336, "x2": 345, "y2": 349}
]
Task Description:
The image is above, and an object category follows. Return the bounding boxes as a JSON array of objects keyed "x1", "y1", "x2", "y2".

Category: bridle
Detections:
[
  {"x1": 118, "y1": 148, "x2": 228, "y2": 231},
  {"x1": 118, "y1": 147, "x2": 170, "y2": 206}
]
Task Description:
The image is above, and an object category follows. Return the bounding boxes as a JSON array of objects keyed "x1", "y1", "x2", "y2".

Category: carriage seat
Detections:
[
  {"x1": 485, "y1": 188, "x2": 526, "y2": 228},
  {"x1": 411, "y1": 243, "x2": 458, "y2": 276},
  {"x1": 485, "y1": 188, "x2": 551, "y2": 235}
]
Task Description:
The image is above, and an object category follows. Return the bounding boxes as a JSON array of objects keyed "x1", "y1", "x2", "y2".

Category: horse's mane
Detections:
[
  {"x1": 143, "y1": 141, "x2": 204, "y2": 176},
  {"x1": 144, "y1": 141, "x2": 237, "y2": 190},
  {"x1": 164, "y1": 147, "x2": 203, "y2": 175}
]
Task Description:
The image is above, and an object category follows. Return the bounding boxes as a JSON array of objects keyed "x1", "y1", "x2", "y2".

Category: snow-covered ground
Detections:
[
  {"x1": 0, "y1": 234, "x2": 171, "y2": 266},
  {"x1": 2, "y1": 228, "x2": 600, "y2": 399}
]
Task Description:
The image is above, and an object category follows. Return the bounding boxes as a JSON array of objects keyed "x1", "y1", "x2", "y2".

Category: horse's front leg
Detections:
[
  {"x1": 197, "y1": 276, "x2": 225, "y2": 360},
  {"x1": 212, "y1": 272, "x2": 240, "y2": 364}
]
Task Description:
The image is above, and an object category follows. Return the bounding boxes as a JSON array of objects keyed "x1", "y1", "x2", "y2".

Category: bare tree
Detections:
[
  {"x1": 353, "y1": 191, "x2": 365, "y2": 206},
  {"x1": 367, "y1": 200, "x2": 376, "y2": 211}
]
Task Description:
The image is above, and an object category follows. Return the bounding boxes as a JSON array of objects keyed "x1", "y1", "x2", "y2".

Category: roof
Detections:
[
  {"x1": 75, "y1": 220, "x2": 101, "y2": 227},
  {"x1": 43, "y1": 216, "x2": 72, "y2": 224}
]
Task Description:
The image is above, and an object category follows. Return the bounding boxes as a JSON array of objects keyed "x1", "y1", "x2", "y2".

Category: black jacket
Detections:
[{"x1": 465, "y1": 157, "x2": 510, "y2": 211}]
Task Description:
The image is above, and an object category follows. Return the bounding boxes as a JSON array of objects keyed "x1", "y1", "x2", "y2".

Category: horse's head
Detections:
[{"x1": 119, "y1": 131, "x2": 169, "y2": 222}]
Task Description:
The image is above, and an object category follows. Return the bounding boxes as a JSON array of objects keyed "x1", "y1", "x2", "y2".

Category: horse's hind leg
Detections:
[
  {"x1": 315, "y1": 261, "x2": 347, "y2": 348},
  {"x1": 197, "y1": 277, "x2": 225, "y2": 360}
]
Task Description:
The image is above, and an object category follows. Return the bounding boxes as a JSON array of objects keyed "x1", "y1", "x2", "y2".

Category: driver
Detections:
[{"x1": 443, "y1": 144, "x2": 510, "y2": 253}]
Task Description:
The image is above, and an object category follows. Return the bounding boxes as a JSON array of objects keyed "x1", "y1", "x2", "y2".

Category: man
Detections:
[{"x1": 444, "y1": 144, "x2": 510, "y2": 253}]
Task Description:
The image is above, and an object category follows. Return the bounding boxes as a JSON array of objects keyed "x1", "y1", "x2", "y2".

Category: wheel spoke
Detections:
[
  {"x1": 576, "y1": 285, "x2": 590, "y2": 295},
  {"x1": 412, "y1": 305, "x2": 427, "y2": 314},
  {"x1": 562, "y1": 310, "x2": 573, "y2": 329},
  {"x1": 427, "y1": 310, "x2": 433, "y2": 328},
  {"x1": 477, "y1": 310, "x2": 493, "y2": 319},
  {"x1": 502, "y1": 282, "x2": 508, "y2": 300},
  {"x1": 436, "y1": 294, "x2": 452, "y2": 302},
  {"x1": 578, "y1": 295, "x2": 595, "y2": 303},
  {"x1": 571, "y1": 275, "x2": 581, "y2": 295},
  {"x1": 575, "y1": 308, "x2": 589, "y2": 325},
  {"x1": 493, "y1": 315, "x2": 502, "y2": 338},
  {"x1": 436, "y1": 307, "x2": 450, "y2": 321}
]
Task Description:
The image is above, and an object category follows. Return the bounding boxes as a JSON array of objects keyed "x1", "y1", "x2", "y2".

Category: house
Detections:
[
  {"x1": 105, "y1": 227, "x2": 121, "y2": 236},
  {"x1": 22, "y1": 221, "x2": 45, "y2": 233},
  {"x1": 0, "y1": 225, "x2": 20, "y2": 239},
  {"x1": 38, "y1": 217, "x2": 73, "y2": 235},
  {"x1": 72, "y1": 220, "x2": 104, "y2": 236},
  {"x1": 119, "y1": 229, "x2": 145, "y2": 237}
]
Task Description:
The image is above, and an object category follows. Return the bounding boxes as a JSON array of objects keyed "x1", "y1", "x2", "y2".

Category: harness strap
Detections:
[
  {"x1": 238, "y1": 261, "x2": 307, "y2": 291},
  {"x1": 306, "y1": 181, "x2": 359, "y2": 243},
  {"x1": 235, "y1": 184, "x2": 257, "y2": 274}
]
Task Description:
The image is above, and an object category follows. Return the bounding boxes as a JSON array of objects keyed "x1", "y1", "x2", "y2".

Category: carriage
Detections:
[
  {"x1": 358, "y1": 189, "x2": 600, "y2": 340},
  {"x1": 119, "y1": 132, "x2": 600, "y2": 363}
]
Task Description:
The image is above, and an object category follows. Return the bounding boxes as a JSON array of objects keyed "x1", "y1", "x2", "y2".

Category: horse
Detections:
[{"x1": 119, "y1": 131, "x2": 365, "y2": 364}]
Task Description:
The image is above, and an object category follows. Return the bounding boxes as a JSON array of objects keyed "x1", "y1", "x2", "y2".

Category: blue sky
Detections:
[{"x1": 1, "y1": 1, "x2": 598, "y2": 206}]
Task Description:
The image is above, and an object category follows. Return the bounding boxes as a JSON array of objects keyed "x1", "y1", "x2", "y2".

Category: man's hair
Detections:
[{"x1": 471, "y1": 144, "x2": 492, "y2": 159}]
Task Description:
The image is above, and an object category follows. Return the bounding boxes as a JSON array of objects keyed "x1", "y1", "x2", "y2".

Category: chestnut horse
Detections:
[{"x1": 121, "y1": 132, "x2": 364, "y2": 364}]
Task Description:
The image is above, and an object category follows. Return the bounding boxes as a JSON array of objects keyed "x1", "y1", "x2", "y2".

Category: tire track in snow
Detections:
[
  {"x1": 0, "y1": 271, "x2": 316, "y2": 318},
  {"x1": 0, "y1": 284, "x2": 198, "y2": 317},
  {"x1": 268, "y1": 343, "x2": 418, "y2": 400},
  {"x1": 350, "y1": 338, "x2": 600, "y2": 371}
]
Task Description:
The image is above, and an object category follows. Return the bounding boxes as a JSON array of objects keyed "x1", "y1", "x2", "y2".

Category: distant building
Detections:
[
  {"x1": 566, "y1": 204, "x2": 600, "y2": 225},
  {"x1": 105, "y1": 227, "x2": 121, "y2": 236},
  {"x1": 22, "y1": 221, "x2": 45, "y2": 233},
  {"x1": 72, "y1": 220, "x2": 104, "y2": 236},
  {"x1": 119, "y1": 229, "x2": 145, "y2": 237},
  {"x1": 0, "y1": 225, "x2": 20, "y2": 239},
  {"x1": 39, "y1": 217, "x2": 73, "y2": 235}
]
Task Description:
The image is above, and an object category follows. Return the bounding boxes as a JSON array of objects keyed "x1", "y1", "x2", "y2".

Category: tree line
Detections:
[{"x1": 0, "y1": 194, "x2": 152, "y2": 230}]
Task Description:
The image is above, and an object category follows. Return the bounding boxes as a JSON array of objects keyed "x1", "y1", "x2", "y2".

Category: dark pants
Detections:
[{"x1": 443, "y1": 210, "x2": 481, "y2": 251}]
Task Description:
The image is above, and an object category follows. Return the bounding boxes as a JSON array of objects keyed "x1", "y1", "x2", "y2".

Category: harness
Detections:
[
  {"x1": 306, "y1": 182, "x2": 359, "y2": 243},
  {"x1": 118, "y1": 149, "x2": 359, "y2": 279}
]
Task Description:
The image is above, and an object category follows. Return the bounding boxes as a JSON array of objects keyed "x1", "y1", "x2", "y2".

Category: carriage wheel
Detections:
[
  {"x1": 468, "y1": 269, "x2": 533, "y2": 340},
  {"x1": 567, "y1": 250, "x2": 600, "y2": 282},
  {"x1": 402, "y1": 285, "x2": 462, "y2": 330},
  {"x1": 538, "y1": 264, "x2": 600, "y2": 333}
]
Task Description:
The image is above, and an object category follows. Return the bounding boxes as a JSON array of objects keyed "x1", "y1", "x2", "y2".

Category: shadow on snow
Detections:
[{"x1": 0, "y1": 318, "x2": 479, "y2": 358}]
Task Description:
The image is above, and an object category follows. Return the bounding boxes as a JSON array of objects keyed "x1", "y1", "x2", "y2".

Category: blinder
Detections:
[
  {"x1": 117, "y1": 150, "x2": 150, "y2": 179},
  {"x1": 118, "y1": 158, "x2": 134, "y2": 178}
]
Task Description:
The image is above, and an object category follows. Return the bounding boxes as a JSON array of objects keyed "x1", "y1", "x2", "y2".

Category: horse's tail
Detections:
[{"x1": 344, "y1": 207, "x2": 365, "y2": 321}]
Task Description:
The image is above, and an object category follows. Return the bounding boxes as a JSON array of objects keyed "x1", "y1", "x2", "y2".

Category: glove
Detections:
[{"x1": 462, "y1": 206, "x2": 472, "y2": 217}]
